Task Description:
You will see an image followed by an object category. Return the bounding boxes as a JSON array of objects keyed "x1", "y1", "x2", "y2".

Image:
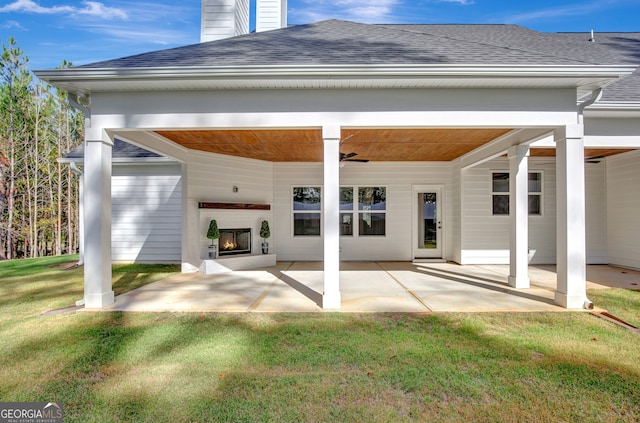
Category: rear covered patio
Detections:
[
  {"x1": 102, "y1": 262, "x2": 635, "y2": 313},
  {"x1": 36, "y1": 20, "x2": 640, "y2": 311}
]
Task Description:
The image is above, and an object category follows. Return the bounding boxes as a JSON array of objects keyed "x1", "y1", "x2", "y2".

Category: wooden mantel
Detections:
[{"x1": 198, "y1": 202, "x2": 271, "y2": 211}]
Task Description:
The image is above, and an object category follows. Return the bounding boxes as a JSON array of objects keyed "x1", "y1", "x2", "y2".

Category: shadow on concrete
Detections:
[
  {"x1": 413, "y1": 265, "x2": 556, "y2": 306},
  {"x1": 267, "y1": 268, "x2": 323, "y2": 307}
]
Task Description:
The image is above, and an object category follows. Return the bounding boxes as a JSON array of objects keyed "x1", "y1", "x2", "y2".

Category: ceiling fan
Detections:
[
  {"x1": 585, "y1": 155, "x2": 605, "y2": 164},
  {"x1": 338, "y1": 132, "x2": 369, "y2": 163},
  {"x1": 340, "y1": 152, "x2": 369, "y2": 163}
]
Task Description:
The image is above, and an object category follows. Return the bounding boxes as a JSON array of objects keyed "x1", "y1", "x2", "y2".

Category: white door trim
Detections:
[{"x1": 412, "y1": 185, "x2": 445, "y2": 260}]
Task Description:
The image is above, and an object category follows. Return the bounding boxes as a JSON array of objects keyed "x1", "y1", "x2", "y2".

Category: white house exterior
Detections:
[
  {"x1": 38, "y1": 9, "x2": 640, "y2": 310},
  {"x1": 61, "y1": 139, "x2": 183, "y2": 263}
]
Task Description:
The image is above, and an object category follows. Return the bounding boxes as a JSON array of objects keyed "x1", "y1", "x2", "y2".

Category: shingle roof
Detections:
[
  {"x1": 77, "y1": 20, "x2": 639, "y2": 102},
  {"x1": 556, "y1": 32, "x2": 640, "y2": 102},
  {"x1": 383, "y1": 25, "x2": 640, "y2": 102},
  {"x1": 79, "y1": 20, "x2": 601, "y2": 68},
  {"x1": 63, "y1": 138, "x2": 165, "y2": 161}
]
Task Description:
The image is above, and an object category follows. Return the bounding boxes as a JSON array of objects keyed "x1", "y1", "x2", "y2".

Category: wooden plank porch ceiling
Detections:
[{"x1": 155, "y1": 128, "x2": 631, "y2": 162}]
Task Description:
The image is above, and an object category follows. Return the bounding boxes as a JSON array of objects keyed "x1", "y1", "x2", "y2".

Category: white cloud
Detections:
[
  {"x1": 0, "y1": 0, "x2": 127, "y2": 20},
  {"x1": 75, "y1": 1, "x2": 127, "y2": 19},
  {"x1": 291, "y1": 0, "x2": 400, "y2": 23},
  {"x1": 437, "y1": 0, "x2": 474, "y2": 4},
  {"x1": 1, "y1": 19, "x2": 26, "y2": 30},
  {"x1": 0, "y1": 0, "x2": 74, "y2": 14},
  {"x1": 505, "y1": 1, "x2": 609, "y2": 23},
  {"x1": 79, "y1": 23, "x2": 191, "y2": 46}
]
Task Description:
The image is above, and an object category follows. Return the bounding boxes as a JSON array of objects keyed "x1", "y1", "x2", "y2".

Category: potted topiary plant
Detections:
[
  {"x1": 260, "y1": 220, "x2": 270, "y2": 254},
  {"x1": 206, "y1": 219, "x2": 220, "y2": 259}
]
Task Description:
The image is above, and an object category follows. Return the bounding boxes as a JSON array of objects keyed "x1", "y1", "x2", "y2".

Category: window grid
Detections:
[
  {"x1": 292, "y1": 187, "x2": 321, "y2": 236},
  {"x1": 491, "y1": 172, "x2": 543, "y2": 216},
  {"x1": 291, "y1": 186, "x2": 387, "y2": 237}
]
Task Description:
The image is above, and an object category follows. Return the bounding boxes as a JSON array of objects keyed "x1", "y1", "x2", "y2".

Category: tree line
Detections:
[{"x1": 0, "y1": 37, "x2": 84, "y2": 260}]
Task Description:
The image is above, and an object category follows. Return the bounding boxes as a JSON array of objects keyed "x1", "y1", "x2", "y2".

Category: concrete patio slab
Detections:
[{"x1": 102, "y1": 262, "x2": 639, "y2": 313}]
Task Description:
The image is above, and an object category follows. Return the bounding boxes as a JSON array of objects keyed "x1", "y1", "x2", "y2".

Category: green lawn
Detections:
[{"x1": 1, "y1": 256, "x2": 639, "y2": 422}]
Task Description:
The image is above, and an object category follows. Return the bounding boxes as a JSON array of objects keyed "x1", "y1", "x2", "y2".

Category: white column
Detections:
[
  {"x1": 180, "y1": 162, "x2": 198, "y2": 273},
  {"x1": 508, "y1": 145, "x2": 530, "y2": 288},
  {"x1": 555, "y1": 124, "x2": 591, "y2": 309},
  {"x1": 83, "y1": 130, "x2": 115, "y2": 308},
  {"x1": 322, "y1": 125, "x2": 341, "y2": 309},
  {"x1": 78, "y1": 171, "x2": 84, "y2": 265}
]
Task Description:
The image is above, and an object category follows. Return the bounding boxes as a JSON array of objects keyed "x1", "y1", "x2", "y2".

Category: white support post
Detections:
[
  {"x1": 508, "y1": 145, "x2": 530, "y2": 288},
  {"x1": 554, "y1": 124, "x2": 591, "y2": 309},
  {"x1": 78, "y1": 172, "x2": 84, "y2": 265},
  {"x1": 322, "y1": 125, "x2": 341, "y2": 309},
  {"x1": 83, "y1": 130, "x2": 115, "y2": 308},
  {"x1": 180, "y1": 162, "x2": 199, "y2": 273}
]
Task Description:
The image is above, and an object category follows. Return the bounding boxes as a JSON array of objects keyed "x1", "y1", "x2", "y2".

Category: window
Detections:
[
  {"x1": 492, "y1": 172, "x2": 542, "y2": 216},
  {"x1": 528, "y1": 173, "x2": 542, "y2": 215},
  {"x1": 292, "y1": 186, "x2": 387, "y2": 237},
  {"x1": 358, "y1": 187, "x2": 386, "y2": 236},
  {"x1": 492, "y1": 173, "x2": 510, "y2": 215},
  {"x1": 293, "y1": 187, "x2": 321, "y2": 236},
  {"x1": 340, "y1": 187, "x2": 354, "y2": 236}
]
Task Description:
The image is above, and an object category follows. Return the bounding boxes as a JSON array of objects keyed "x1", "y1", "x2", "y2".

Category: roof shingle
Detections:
[{"x1": 76, "y1": 20, "x2": 640, "y2": 102}]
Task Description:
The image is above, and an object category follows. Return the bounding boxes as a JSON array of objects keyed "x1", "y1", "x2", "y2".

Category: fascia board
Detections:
[
  {"x1": 585, "y1": 102, "x2": 640, "y2": 118},
  {"x1": 35, "y1": 64, "x2": 637, "y2": 87},
  {"x1": 35, "y1": 64, "x2": 637, "y2": 79}
]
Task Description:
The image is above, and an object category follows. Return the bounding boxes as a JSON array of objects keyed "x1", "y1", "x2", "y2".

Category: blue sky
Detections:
[{"x1": 1, "y1": 0, "x2": 639, "y2": 69}]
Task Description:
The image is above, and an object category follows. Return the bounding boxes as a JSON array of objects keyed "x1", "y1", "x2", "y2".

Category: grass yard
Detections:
[{"x1": 1, "y1": 256, "x2": 639, "y2": 422}]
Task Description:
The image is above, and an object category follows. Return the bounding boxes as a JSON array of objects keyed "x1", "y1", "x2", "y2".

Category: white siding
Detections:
[
  {"x1": 274, "y1": 162, "x2": 452, "y2": 261},
  {"x1": 201, "y1": 0, "x2": 250, "y2": 42},
  {"x1": 184, "y1": 150, "x2": 274, "y2": 264},
  {"x1": 461, "y1": 158, "x2": 556, "y2": 264},
  {"x1": 451, "y1": 163, "x2": 463, "y2": 263},
  {"x1": 256, "y1": 0, "x2": 287, "y2": 32},
  {"x1": 112, "y1": 163, "x2": 182, "y2": 263},
  {"x1": 585, "y1": 161, "x2": 607, "y2": 263},
  {"x1": 607, "y1": 150, "x2": 640, "y2": 270},
  {"x1": 460, "y1": 157, "x2": 606, "y2": 265}
]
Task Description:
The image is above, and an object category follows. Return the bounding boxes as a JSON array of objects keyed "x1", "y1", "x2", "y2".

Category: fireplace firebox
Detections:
[{"x1": 219, "y1": 228, "x2": 252, "y2": 256}]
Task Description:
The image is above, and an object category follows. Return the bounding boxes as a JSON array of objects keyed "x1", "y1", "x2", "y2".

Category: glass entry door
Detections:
[{"x1": 413, "y1": 186, "x2": 443, "y2": 259}]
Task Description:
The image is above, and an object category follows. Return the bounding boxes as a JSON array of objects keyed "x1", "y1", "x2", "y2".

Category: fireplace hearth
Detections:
[{"x1": 219, "y1": 228, "x2": 252, "y2": 256}]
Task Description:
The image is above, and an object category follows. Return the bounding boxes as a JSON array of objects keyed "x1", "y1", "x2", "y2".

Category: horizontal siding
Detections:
[
  {"x1": 462, "y1": 158, "x2": 555, "y2": 264},
  {"x1": 186, "y1": 150, "x2": 274, "y2": 261},
  {"x1": 256, "y1": 0, "x2": 285, "y2": 31},
  {"x1": 201, "y1": 0, "x2": 250, "y2": 41},
  {"x1": 111, "y1": 164, "x2": 181, "y2": 263},
  {"x1": 607, "y1": 150, "x2": 640, "y2": 270},
  {"x1": 461, "y1": 157, "x2": 605, "y2": 265},
  {"x1": 451, "y1": 164, "x2": 463, "y2": 263},
  {"x1": 585, "y1": 162, "x2": 607, "y2": 263},
  {"x1": 274, "y1": 162, "x2": 452, "y2": 261}
]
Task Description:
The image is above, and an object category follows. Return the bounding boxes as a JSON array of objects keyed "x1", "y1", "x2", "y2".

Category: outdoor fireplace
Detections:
[{"x1": 219, "y1": 228, "x2": 252, "y2": 256}]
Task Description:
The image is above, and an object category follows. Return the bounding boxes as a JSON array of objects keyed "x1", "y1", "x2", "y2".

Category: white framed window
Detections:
[
  {"x1": 358, "y1": 186, "x2": 386, "y2": 236},
  {"x1": 292, "y1": 187, "x2": 321, "y2": 236},
  {"x1": 340, "y1": 187, "x2": 354, "y2": 236},
  {"x1": 491, "y1": 172, "x2": 543, "y2": 216},
  {"x1": 292, "y1": 186, "x2": 387, "y2": 237}
]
